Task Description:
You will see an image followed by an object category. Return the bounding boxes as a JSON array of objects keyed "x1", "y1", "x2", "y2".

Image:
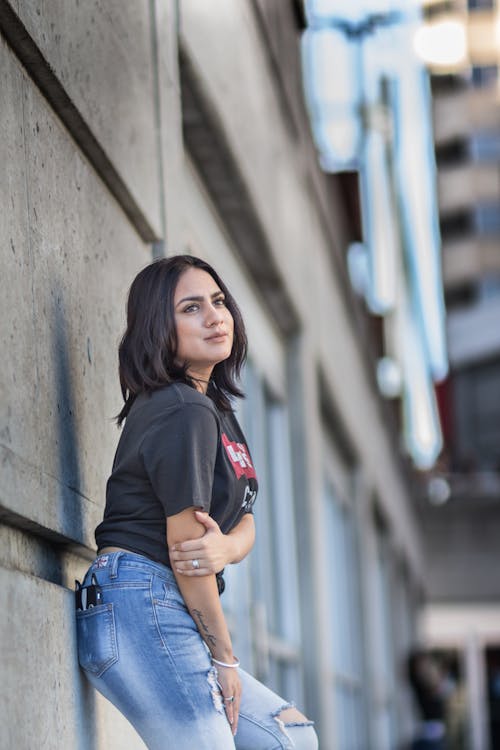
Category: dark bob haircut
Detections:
[{"x1": 116, "y1": 255, "x2": 247, "y2": 425}]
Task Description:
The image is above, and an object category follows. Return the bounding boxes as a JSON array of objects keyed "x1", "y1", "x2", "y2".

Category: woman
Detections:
[{"x1": 76, "y1": 255, "x2": 318, "y2": 750}]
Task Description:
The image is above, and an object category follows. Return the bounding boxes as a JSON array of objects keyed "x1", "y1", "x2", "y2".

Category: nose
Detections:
[{"x1": 205, "y1": 304, "x2": 223, "y2": 328}]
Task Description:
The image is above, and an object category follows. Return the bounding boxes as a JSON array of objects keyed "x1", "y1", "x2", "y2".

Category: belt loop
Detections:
[{"x1": 110, "y1": 551, "x2": 124, "y2": 579}]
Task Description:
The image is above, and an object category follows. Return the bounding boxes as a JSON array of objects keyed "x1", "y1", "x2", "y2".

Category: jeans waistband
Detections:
[
  {"x1": 91, "y1": 550, "x2": 176, "y2": 582},
  {"x1": 90, "y1": 549, "x2": 225, "y2": 594}
]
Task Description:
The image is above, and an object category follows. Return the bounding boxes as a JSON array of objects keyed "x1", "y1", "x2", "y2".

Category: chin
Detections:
[{"x1": 215, "y1": 350, "x2": 232, "y2": 365}]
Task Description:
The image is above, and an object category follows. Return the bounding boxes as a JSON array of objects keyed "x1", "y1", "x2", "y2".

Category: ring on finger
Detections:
[
  {"x1": 224, "y1": 695, "x2": 235, "y2": 703},
  {"x1": 192, "y1": 559, "x2": 200, "y2": 570}
]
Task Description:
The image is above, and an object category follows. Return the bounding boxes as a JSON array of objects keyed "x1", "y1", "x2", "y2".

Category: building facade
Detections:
[
  {"x1": 415, "y1": 1, "x2": 500, "y2": 749},
  {"x1": 1, "y1": 2, "x2": 426, "y2": 748}
]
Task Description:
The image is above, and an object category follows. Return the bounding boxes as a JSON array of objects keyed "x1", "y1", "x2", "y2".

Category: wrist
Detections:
[
  {"x1": 211, "y1": 655, "x2": 240, "y2": 669},
  {"x1": 211, "y1": 646, "x2": 235, "y2": 663}
]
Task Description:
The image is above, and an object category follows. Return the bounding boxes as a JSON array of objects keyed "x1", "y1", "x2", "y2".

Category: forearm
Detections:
[
  {"x1": 166, "y1": 508, "x2": 235, "y2": 660},
  {"x1": 174, "y1": 571, "x2": 234, "y2": 661},
  {"x1": 168, "y1": 510, "x2": 256, "y2": 576},
  {"x1": 226, "y1": 514, "x2": 255, "y2": 564}
]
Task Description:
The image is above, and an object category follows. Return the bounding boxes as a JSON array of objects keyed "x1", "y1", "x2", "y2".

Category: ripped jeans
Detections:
[{"x1": 76, "y1": 551, "x2": 318, "y2": 750}]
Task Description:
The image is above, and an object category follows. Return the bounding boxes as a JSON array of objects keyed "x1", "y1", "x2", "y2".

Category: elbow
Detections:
[{"x1": 166, "y1": 506, "x2": 207, "y2": 549}]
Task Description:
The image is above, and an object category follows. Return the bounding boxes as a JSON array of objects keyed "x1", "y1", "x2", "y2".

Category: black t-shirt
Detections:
[{"x1": 95, "y1": 383, "x2": 258, "y2": 568}]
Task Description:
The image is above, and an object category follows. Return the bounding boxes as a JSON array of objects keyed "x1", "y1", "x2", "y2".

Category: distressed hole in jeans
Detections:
[
  {"x1": 272, "y1": 703, "x2": 315, "y2": 739},
  {"x1": 207, "y1": 666, "x2": 225, "y2": 713}
]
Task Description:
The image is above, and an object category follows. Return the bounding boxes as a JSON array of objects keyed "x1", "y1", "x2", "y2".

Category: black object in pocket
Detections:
[
  {"x1": 75, "y1": 574, "x2": 103, "y2": 610},
  {"x1": 76, "y1": 603, "x2": 118, "y2": 677}
]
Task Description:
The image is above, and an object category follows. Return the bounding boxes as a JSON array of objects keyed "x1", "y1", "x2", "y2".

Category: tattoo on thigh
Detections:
[{"x1": 192, "y1": 609, "x2": 217, "y2": 649}]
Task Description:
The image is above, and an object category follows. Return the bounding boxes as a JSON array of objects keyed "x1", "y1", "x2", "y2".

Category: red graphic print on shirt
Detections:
[{"x1": 222, "y1": 433, "x2": 257, "y2": 480}]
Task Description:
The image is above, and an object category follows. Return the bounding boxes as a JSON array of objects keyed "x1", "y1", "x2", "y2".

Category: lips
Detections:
[{"x1": 205, "y1": 332, "x2": 228, "y2": 342}]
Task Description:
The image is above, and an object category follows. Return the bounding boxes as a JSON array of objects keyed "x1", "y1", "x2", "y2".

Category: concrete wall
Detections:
[
  {"x1": 1, "y1": 1, "x2": 423, "y2": 748},
  {"x1": 0, "y1": 1, "x2": 179, "y2": 746}
]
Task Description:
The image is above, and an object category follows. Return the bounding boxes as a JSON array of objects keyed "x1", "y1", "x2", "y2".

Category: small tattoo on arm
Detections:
[{"x1": 192, "y1": 609, "x2": 217, "y2": 649}]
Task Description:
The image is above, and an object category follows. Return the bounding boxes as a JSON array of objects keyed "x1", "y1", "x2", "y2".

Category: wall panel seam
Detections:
[{"x1": 0, "y1": 0, "x2": 159, "y2": 243}]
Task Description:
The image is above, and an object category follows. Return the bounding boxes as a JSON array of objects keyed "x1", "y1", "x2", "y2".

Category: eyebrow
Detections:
[{"x1": 175, "y1": 291, "x2": 225, "y2": 307}]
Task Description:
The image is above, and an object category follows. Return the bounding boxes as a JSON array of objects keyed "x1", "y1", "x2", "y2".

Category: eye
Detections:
[
  {"x1": 214, "y1": 297, "x2": 226, "y2": 306},
  {"x1": 183, "y1": 303, "x2": 199, "y2": 313}
]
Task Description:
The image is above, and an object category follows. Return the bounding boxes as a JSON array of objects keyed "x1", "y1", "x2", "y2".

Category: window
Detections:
[
  {"x1": 468, "y1": 0, "x2": 495, "y2": 10},
  {"x1": 452, "y1": 358, "x2": 500, "y2": 471},
  {"x1": 439, "y1": 210, "x2": 473, "y2": 240},
  {"x1": 435, "y1": 138, "x2": 469, "y2": 167},
  {"x1": 478, "y1": 275, "x2": 500, "y2": 302},
  {"x1": 474, "y1": 204, "x2": 500, "y2": 235},
  {"x1": 445, "y1": 282, "x2": 478, "y2": 311},
  {"x1": 371, "y1": 519, "x2": 398, "y2": 750},
  {"x1": 471, "y1": 65, "x2": 498, "y2": 88},
  {"x1": 392, "y1": 564, "x2": 419, "y2": 746},
  {"x1": 469, "y1": 131, "x2": 500, "y2": 162},
  {"x1": 227, "y1": 361, "x2": 304, "y2": 702},
  {"x1": 323, "y1": 477, "x2": 367, "y2": 749}
]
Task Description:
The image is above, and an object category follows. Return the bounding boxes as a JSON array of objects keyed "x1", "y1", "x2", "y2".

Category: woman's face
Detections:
[{"x1": 173, "y1": 267, "x2": 234, "y2": 383}]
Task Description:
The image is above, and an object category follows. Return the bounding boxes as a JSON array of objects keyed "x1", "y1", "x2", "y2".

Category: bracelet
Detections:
[{"x1": 211, "y1": 656, "x2": 240, "y2": 669}]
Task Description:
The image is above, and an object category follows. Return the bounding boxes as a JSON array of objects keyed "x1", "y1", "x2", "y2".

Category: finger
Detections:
[
  {"x1": 175, "y1": 562, "x2": 216, "y2": 574},
  {"x1": 223, "y1": 697, "x2": 234, "y2": 729},
  {"x1": 170, "y1": 539, "x2": 205, "y2": 554},
  {"x1": 194, "y1": 511, "x2": 220, "y2": 531},
  {"x1": 174, "y1": 559, "x2": 206, "y2": 571},
  {"x1": 175, "y1": 567, "x2": 212, "y2": 576},
  {"x1": 232, "y1": 691, "x2": 241, "y2": 736},
  {"x1": 170, "y1": 549, "x2": 208, "y2": 562}
]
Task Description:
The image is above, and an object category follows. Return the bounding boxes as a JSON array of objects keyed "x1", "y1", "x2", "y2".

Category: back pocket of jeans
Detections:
[{"x1": 76, "y1": 603, "x2": 118, "y2": 677}]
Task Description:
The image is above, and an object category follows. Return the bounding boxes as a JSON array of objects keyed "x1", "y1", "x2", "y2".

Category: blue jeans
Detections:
[{"x1": 76, "y1": 551, "x2": 318, "y2": 749}]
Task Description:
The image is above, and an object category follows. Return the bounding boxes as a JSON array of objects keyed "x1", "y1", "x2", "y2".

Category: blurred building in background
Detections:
[
  {"x1": 1, "y1": 0, "x2": 497, "y2": 749},
  {"x1": 415, "y1": 1, "x2": 500, "y2": 748}
]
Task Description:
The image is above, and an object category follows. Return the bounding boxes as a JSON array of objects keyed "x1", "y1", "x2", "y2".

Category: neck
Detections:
[{"x1": 188, "y1": 370, "x2": 213, "y2": 395}]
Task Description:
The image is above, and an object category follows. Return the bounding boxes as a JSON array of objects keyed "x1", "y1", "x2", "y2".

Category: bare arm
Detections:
[
  {"x1": 166, "y1": 507, "x2": 241, "y2": 734},
  {"x1": 169, "y1": 512, "x2": 255, "y2": 576},
  {"x1": 227, "y1": 513, "x2": 255, "y2": 563}
]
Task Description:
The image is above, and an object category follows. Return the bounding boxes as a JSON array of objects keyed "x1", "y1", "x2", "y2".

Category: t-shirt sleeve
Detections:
[{"x1": 139, "y1": 403, "x2": 219, "y2": 517}]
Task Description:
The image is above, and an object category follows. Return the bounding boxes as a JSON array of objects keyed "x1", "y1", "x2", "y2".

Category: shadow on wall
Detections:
[
  {"x1": 52, "y1": 281, "x2": 100, "y2": 749},
  {"x1": 52, "y1": 279, "x2": 85, "y2": 545}
]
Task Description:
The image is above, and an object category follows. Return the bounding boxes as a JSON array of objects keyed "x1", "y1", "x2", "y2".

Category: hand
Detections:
[
  {"x1": 169, "y1": 512, "x2": 233, "y2": 575},
  {"x1": 216, "y1": 665, "x2": 242, "y2": 736}
]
